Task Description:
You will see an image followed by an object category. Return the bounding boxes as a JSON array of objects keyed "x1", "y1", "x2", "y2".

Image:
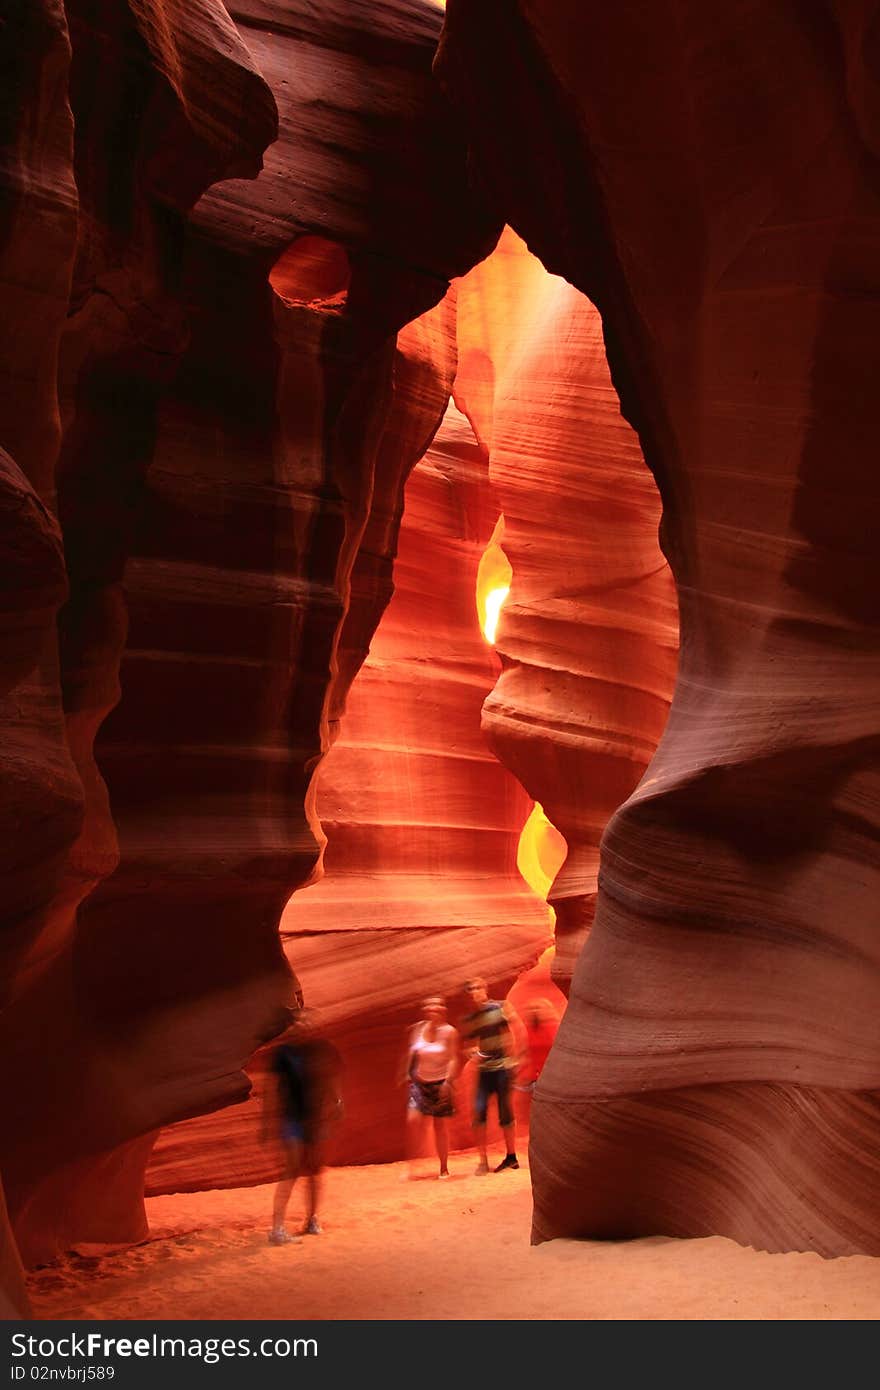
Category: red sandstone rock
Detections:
[
  {"x1": 0, "y1": 0, "x2": 82, "y2": 941},
  {"x1": 2, "y1": 0, "x2": 499, "y2": 1267},
  {"x1": 0, "y1": 446, "x2": 64, "y2": 1318},
  {"x1": 0, "y1": 2, "x2": 83, "y2": 1294},
  {"x1": 0, "y1": 1180, "x2": 29, "y2": 1319},
  {"x1": 0, "y1": 449, "x2": 74, "y2": 913},
  {"x1": 1, "y1": 0, "x2": 283, "y2": 1271},
  {"x1": 439, "y1": 0, "x2": 880, "y2": 1256},
  {"x1": 11, "y1": 0, "x2": 874, "y2": 1274},
  {"x1": 147, "y1": 397, "x2": 550, "y2": 1190},
  {"x1": 456, "y1": 230, "x2": 678, "y2": 988}
]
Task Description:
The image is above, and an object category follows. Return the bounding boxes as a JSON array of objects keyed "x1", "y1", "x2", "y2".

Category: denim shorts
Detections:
[{"x1": 473, "y1": 1069, "x2": 514, "y2": 1127}]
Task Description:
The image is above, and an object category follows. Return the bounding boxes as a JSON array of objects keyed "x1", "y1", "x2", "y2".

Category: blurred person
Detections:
[
  {"x1": 262, "y1": 1007, "x2": 343, "y2": 1245},
  {"x1": 516, "y1": 998, "x2": 560, "y2": 1093},
  {"x1": 461, "y1": 978, "x2": 523, "y2": 1174},
  {"x1": 400, "y1": 996, "x2": 460, "y2": 1179}
]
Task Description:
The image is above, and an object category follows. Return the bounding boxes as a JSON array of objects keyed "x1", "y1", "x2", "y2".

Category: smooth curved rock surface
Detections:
[
  {"x1": 8, "y1": 0, "x2": 875, "y2": 1272},
  {"x1": 0, "y1": 0, "x2": 82, "y2": 955},
  {"x1": 147, "y1": 398, "x2": 550, "y2": 1189},
  {"x1": 2, "y1": 0, "x2": 283, "y2": 1270},
  {"x1": 439, "y1": 0, "x2": 880, "y2": 1255},
  {"x1": 456, "y1": 229, "x2": 678, "y2": 985},
  {"x1": 0, "y1": 0, "x2": 84, "y2": 1289},
  {"x1": 2, "y1": 0, "x2": 498, "y2": 1267},
  {"x1": 0, "y1": 1179, "x2": 29, "y2": 1319}
]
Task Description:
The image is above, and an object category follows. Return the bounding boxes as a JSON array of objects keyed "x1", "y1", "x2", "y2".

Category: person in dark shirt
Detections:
[
  {"x1": 262, "y1": 1008, "x2": 343, "y2": 1245},
  {"x1": 461, "y1": 978, "x2": 523, "y2": 1175}
]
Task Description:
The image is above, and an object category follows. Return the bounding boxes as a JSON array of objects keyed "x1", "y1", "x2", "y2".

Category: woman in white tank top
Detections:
[{"x1": 401, "y1": 996, "x2": 460, "y2": 1179}]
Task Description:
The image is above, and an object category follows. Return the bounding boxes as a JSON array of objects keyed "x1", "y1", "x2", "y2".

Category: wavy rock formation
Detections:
[
  {"x1": 0, "y1": 445, "x2": 70, "y2": 1316},
  {"x1": 2, "y1": 0, "x2": 498, "y2": 1267},
  {"x1": 147, "y1": 399, "x2": 550, "y2": 1189},
  {"x1": 0, "y1": 1, "x2": 81, "y2": 1302},
  {"x1": 9, "y1": 0, "x2": 874, "y2": 1274},
  {"x1": 0, "y1": 0, "x2": 81, "y2": 986},
  {"x1": 439, "y1": 0, "x2": 880, "y2": 1255},
  {"x1": 0, "y1": 1180, "x2": 28, "y2": 1319},
  {"x1": 3, "y1": 0, "x2": 284, "y2": 1270},
  {"x1": 456, "y1": 230, "x2": 678, "y2": 987}
]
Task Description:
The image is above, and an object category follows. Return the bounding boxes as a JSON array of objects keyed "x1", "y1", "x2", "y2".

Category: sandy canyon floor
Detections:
[{"x1": 27, "y1": 1154, "x2": 880, "y2": 1321}]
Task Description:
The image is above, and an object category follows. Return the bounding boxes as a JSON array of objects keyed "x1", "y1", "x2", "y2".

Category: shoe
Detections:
[
  {"x1": 305, "y1": 1216, "x2": 322, "y2": 1235},
  {"x1": 474, "y1": 1160, "x2": 489, "y2": 1176},
  {"x1": 494, "y1": 1154, "x2": 520, "y2": 1172},
  {"x1": 438, "y1": 1171, "x2": 450, "y2": 1180},
  {"x1": 268, "y1": 1228, "x2": 301, "y2": 1245}
]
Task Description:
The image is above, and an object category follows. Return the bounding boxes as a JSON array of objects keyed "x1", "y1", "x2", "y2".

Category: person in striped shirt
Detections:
[{"x1": 461, "y1": 978, "x2": 522, "y2": 1174}]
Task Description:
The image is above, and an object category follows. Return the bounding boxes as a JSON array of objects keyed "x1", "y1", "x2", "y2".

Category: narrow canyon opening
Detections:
[
  {"x1": 6, "y1": 0, "x2": 880, "y2": 1325},
  {"x1": 145, "y1": 228, "x2": 677, "y2": 1200}
]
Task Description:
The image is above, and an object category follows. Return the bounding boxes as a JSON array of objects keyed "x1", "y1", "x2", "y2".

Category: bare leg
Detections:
[
  {"x1": 304, "y1": 1145, "x2": 323, "y2": 1230},
  {"x1": 272, "y1": 1140, "x2": 302, "y2": 1229},
  {"x1": 502, "y1": 1120, "x2": 517, "y2": 1156},
  {"x1": 433, "y1": 1117, "x2": 449, "y2": 1175},
  {"x1": 306, "y1": 1171, "x2": 320, "y2": 1221},
  {"x1": 473, "y1": 1121, "x2": 488, "y2": 1171},
  {"x1": 404, "y1": 1106, "x2": 427, "y2": 1177}
]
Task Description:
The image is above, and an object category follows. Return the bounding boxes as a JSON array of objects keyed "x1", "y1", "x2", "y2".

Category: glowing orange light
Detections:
[
  {"x1": 476, "y1": 516, "x2": 512, "y2": 644},
  {"x1": 269, "y1": 236, "x2": 351, "y2": 307},
  {"x1": 514, "y1": 805, "x2": 568, "y2": 1028},
  {"x1": 506, "y1": 944, "x2": 567, "y2": 1022},
  {"x1": 516, "y1": 802, "x2": 567, "y2": 912},
  {"x1": 483, "y1": 584, "x2": 509, "y2": 643}
]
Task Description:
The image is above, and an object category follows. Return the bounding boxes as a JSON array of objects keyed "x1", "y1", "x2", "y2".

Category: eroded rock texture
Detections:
[
  {"x1": 0, "y1": 447, "x2": 65, "y2": 1316},
  {"x1": 8, "y1": 0, "x2": 875, "y2": 1275},
  {"x1": 0, "y1": 0, "x2": 81, "y2": 1299},
  {"x1": 147, "y1": 399, "x2": 550, "y2": 1190},
  {"x1": 440, "y1": 0, "x2": 880, "y2": 1254},
  {"x1": 3, "y1": 0, "x2": 284, "y2": 1269},
  {"x1": 0, "y1": 1177, "x2": 29, "y2": 1319},
  {"x1": 2, "y1": 0, "x2": 498, "y2": 1267},
  {"x1": 456, "y1": 230, "x2": 677, "y2": 987}
]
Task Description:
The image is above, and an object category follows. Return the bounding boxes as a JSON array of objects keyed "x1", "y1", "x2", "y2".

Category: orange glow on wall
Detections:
[
  {"x1": 476, "y1": 515, "x2": 512, "y2": 644},
  {"x1": 483, "y1": 584, "x2": 509, "y2": 643},
  {"x1": 516, "y1": 801, "x2": 567, "y2": 913},
  {"x1": 269, "y1": 235, "x2": 351, "y2": 307},
  {"x1": 475, "y1": 513, "x2": 568, "y2": 1006},
  {"x1": 476, "y1": 518, "x2": 568, "y2": 914},
  {"x1": 507, "y1": 946, "x2": 567, "y2": 1020}
]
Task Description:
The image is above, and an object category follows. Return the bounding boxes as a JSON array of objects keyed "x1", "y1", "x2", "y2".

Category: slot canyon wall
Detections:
[
  {"x1": 456, "y1": 229, "x2": 678, "y2": 987},
  {"x1": 3, "y1": 0, "x2": 879, "y2": 1303},
  {"x1": 146, "y1": 222, "x2": 678, "y2": 1195},
  {"x1": 439, "y1": 0, "x2": 880, "y2": 1254},
  {"x1": 0, "y1": 0, "x2": 499, "y2": 1283},
  {"x1": 147, "y1": 398, "x2": 552, "y2": 1191}
]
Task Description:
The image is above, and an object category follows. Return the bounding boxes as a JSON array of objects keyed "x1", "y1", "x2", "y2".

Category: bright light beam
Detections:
[{"x1": 483, "y1": 584, "x2": 510, "y2": 644}]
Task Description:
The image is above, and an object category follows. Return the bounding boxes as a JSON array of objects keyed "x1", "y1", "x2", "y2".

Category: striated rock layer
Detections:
[
  {"x1": 2, "y1": 0, "x2": 498, "y2": 1267},
  {"x1": 456, "y1": 230, "x2": 677, "y2": 987},
  {"x1": 3, "y1": 0, "x2": 285, "y2": 1269},
  {"x1": 0, "y1": 0, "x2": 82, "y2": 1301},
  {"x1": 439, "y1": 0, "x2": 880, "y2": 1254},
  {"x1": 147, "y1": 400, "x2": 551, "y2": 1190}
]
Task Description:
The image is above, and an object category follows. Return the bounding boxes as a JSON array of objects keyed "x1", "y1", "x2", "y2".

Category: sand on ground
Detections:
[{"x1": 27, "y1": 1153, "x2": 880, "y2": 1321}]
